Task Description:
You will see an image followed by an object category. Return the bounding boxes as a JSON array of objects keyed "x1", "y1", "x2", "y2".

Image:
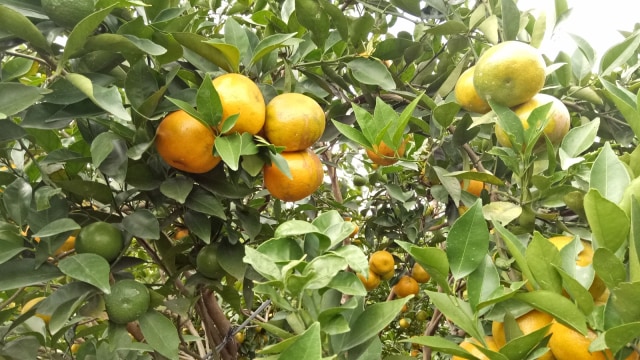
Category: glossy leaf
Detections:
[
  {"x1": 526, "y1": 233, "x2": 562, "y2": 292},
  {"x1": 426, "y1": 291, "x2": 485, "y2": 342},
  {"x1": 31, "y1": 218, "x2": 80, "y2": 238},
  {"x1": 215, "y1": 133, "x2": 259, "y2": 171},
  {"x1": 342, "y1": 297, "x2": 410, "y2": 351},
  {"x1": 347, "y1": 58, "x2": 396, "y2": 90},
  {"x1": 122, "y1": 209, "x2": 160, "y2": 240},
  {"x1": 514, "y1": 291, "x2": 587, "y2": 334},
  {"x1": 467, "y1": 254, "x2": 500, "y2": 310},
  {"x1": 160, "y1": 177, "x2": 194, "y2": 204},
  {"x1": 250, "y1": 33, "x2": 301, "y2": 65},
  {"x1": 0, "y1": 259, "x2": 62, "y2": 291},
  {"x1": 173, "y1": 32, "x2": 238, "y2": 73},
  {"x1": 447, "y1": 199, "x2": 489, "y2": 279},
  {"x1": 559, "y1": 118, "x2": 600, "y2": 169},
  {"x1": 0, "y1": 83, "x2": 47, "y2": 118},
  {"x1": 584, "y1": 189, "x2": 629, "y2": 253},
  {"x1": 600, "y1": 32, "x2": 640, "y2": 76},
  {"x1": 278, "y1": 322, "x2": 322, "y2": 360},
  {"x1": 0, "y1": 4, "x2": 49, "y2": 51},
  {"x1": 501, "y1": 0, "x2": 520, "y2": 41},
  {"x1": 139, "y1": 310, "x2": 180, "y2": 360},
  {"x1": 610, "y1": 282, "x2": 640, "y2": 323},
  {"x1": 397, "y1": 241, "x2": 451, "y2": 293},
  {"x1": 589, "y1": 142, "x2": 631, "y2": 204},
  {"x1": 603, "y1": 322, "x2": 640, "y2": 354},
  {"x1": 58, "y1": 254, "x2": 111, "y2": 294},
  {"x1": 2, "y1": 177, "x2": 32, "y2": 226},
  {"x1": 61, "y1": 5, "x2": 117, "y2": 64},
  {"x1": 65, "y1": 73, "x2": 131, "y2": 121}
]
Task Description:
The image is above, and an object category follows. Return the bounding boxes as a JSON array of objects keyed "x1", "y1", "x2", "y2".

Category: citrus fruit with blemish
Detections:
[
  {"x1": 263, "y1": 149, "x2": 324, "y2": 202},
  {"x1": 369, "y1": 250, "x2": 395, "y2": 276},
  {"x1": 474, "y1": 41, "x2": 546, "y2": 107},
  {"x1": 155, "y1": 110, "x2": 221, "y2": 173},
  {"x1": 75, "y1": 221, "x2": 124, "y2": 263},
  {"x1": 212, "y1": 73, "x2": 266, "y2": 135},
  {"x1": 357, "y1": 269, "x2": 381, "y2": 291},
  {"x1": 495, "y1": 94, "x2": 570, "y2": 148},
  {"x1": 263, "y1": 93, "x2": 325, "y2": 151},
  {"x1": 452, "y1": 336, "x2": 499, "y2": 360},
  {"x1": 366, "y1": 139, "x2": 407, "y2": 166},
  {"x1": 455, "y1": 66, "x2": 491, "y2": 113},
  {"x1": 104, "y1": 279, "x2": 150, "y2": 325},
  {"x1": 393, "y1": 275, "x2": 419, "y2": 298},
  {"x1": 411, "y1": 262, "x2": 431, "y2": 283}
]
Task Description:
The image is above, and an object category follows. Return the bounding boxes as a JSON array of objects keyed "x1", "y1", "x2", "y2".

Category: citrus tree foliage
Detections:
[{"x1": 1, "y1": 0, "x2": 640, "y2": 359}]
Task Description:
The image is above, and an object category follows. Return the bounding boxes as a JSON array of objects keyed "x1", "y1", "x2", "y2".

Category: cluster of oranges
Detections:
[
  {"x1": 454, "y1": 308, "x2": 638, "y2": 360},
  {"x1": 357, "y1": 250, "x2": 431, "y2": 298},
  {"x1": 155, "y1": 73, "x2": 326, "y2": 202},
  {"x1": 454, "y1": 41, "x2": 570, "y2": 149}
]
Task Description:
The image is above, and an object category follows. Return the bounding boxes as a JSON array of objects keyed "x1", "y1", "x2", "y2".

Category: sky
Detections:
[{"x1": 518, "y1": 0, "x2": 639, "y2": 59}]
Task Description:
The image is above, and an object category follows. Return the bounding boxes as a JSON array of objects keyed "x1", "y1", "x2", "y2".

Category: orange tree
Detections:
[{"x1": 1, "y1": 0, "x2": 640, "y2": 359}]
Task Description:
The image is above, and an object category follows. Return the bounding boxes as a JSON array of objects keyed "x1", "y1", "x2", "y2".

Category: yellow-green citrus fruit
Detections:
[
  {"x1": 263, "y1": 93, "x2": 325, "y2": 152},
  {"x1": 104, "y1": 279, "x2": 150, "y2": 325},
  {"x1": 155, "y1": 110, "x2": 221, "y2": 173},
  {"x1": 75, "y1": 222, "x2": 124, "y2": 262},
  {"x1": 548, "y1": 235, "x2": 606, "y2": 300},
  {"x1": 455, "y1": 66, "x2": 491, "y2": 113},
  {"x1": 212, "y1": 73, "x2": 266, "y2": 135},
  {"x1": 263, "y1": 149, "x2": 324, "y2": 202},
  {"x1": 474, "y1": 41, "x2": 546, "y2": 107},
  {"x1": 42, "y1": 0, "x2": 94, "y2": 29},
  {"x1": 196, "y1": 244, "x2": 224, "y2": 280},
  {"x1": 495, "y1": 94, "x2": 570, "y2": 148}
]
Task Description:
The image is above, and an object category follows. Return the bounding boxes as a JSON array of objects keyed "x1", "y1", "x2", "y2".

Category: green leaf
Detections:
[
  {"x1": 467, "y1": 254, "x2": 500, "y2": 310},
  {"x1": 593, "y1": 248, "x2": 626, "y2": 289},
  {"x1": 425, "y1": 21, "x2": 468, "y2": 36},
  {"x1": 58, "y1": 254, "x2": 111, "y2": 294},
  {"x1": 526, "y1": 233, "x2": 563, "y2": 292},
  {"x1": 139, "y1": 310, "x2": 180, "y2": 360},
  {"x1": 447, "y1": 199, "x2": 489, "y2": 279},
  {"x1": 185, "y1": 188, "x2": 226, "y2": 220},
  {"x1": 603, "y1": 322, "x2": 640, "y2": 354},
  {"x1": 3, "y1": 177, "x2": 32, "y2": 226},
  {"x1": 217, "y1": 241, "x2": 246, "y2": 280},
  {"x1": 278, "y1": 322, "x2": 322, "y2": 360},
  {"x1": 433, "y1": 101, "x2": 460, "y2": 128},
  {"x1": 332, "y1": 120, "x2": 370, "y2": 148},
  {"x1": 433, "y1": 166, "x2": 461, "y2": 205},
  {"x1": 610, "y1": 282, "x2": 640, "y2": 323},
  {"x1": 342, "y1": 297, "x2": 410, "y2": 351},
  {"x1": 223, "y1": 18, "x2": 251, "y2": 65},
  {"x1": 84, "y1": 33, "x2": 167, "y2": 58},
  {"x1": 55, "y1": 179, "x2": 113, "y2": 204},
  {"x1": 600, "y1": 32, "x2": 640, "y2": 76},
  {"x1": 589, "y1": 142, "x2": 631, "y2": 204},
  {"x1": 554, "y1": 265, "x2": 594, "y2": 315},
  {"x1": 0, "y1": 5, "x2": 50, "y2": 51},
  {"x1": 122, "y1": 209, "x2": 160, "y2": 240},
  {"x1": 514, "y1": 291, "x2": 587, "y2": 335},
  {"x1": 481, "y1": 201, "x2": 522, "y2": 225},
  {"x1": 160, "y1": 177, "x2": 193, "y2": 204},
  {"x1": 65, "y1": 73, "x2": 131, "y2": 121},
  {"x1": 295, "y1": 0, "x2": 329, "y2": 47},
  {"x1": 601, "y1": 79, "x2": 640, "y2": 139},
  {"x1": 584, "y1": 189, "x2": 629, "y2": 253},
  {"x1": 90, "y1": 132, "x2": 120, "y2": 169},
  {"x1": 250, "y1": 33, "x2": 302, "y2": 65},
  {"x1": 32, "y1": 218, "x2": 80, "y2": 238},
  {"x1": 501, "y1": 0, "x2": 520, "y2": 41},
  {"x1": 397, "y1": 240, "x2": 450, "y2": 293},
  {"x1": 492, "y1": 101, "x2": 525, "y2": 150},
  {"x1": 347, "y1": 58, "x2": 396, "y2": 90},
  {"x1": 0, "y1": 258, "x2": 62, "y2": 291},
  {"x1": 275, "y1": 220, "x2": 321, "y2": 238},
  {"x1": 196, "y1": 73, "x2": 222, "y2": 128},
  {"x1": 243, "y1": 246, "x2": 282, "y2": 282},
  {"x1": 559, "y1": 118, "x2": 600, "y2": 169},
  {"x1": 61, "y1": 5, "x2": 117, "y2": 65},
  {"x1": 0, "y1": 83, "x2": 47, "y2": 118},
  {"x1": 630, "y1": 197, "x2": 640, "y2": 282},
  {"x1": 426, "y1": 291, "x2": 484, "y2": 341},
  {"x1": 405, "y1": 336, "x2": 474, "y2": 358},
  {"x1": 173, "y1": 32, "x2": 238, "y2": 73},
  {"x1": 499, "y1": 324, "x2": 552, "y2": 360},
  {"x1": 0, "y1": 119, "x2": 27, "y2": 142},
  {"x1": 390, "y1": 0, "x2": 421, "y2": 17},
  {"x1": 493, "y1": 222, "x2": 535, "y2": 288},
  {"x1": 215, "y1": 133, "x2": 259, "y2": 171}
]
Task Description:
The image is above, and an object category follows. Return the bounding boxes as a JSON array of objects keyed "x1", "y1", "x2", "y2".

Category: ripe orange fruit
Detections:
[
  {"x1": 263, "y1": 93, "x2": 325, "y2": 152},
  {"x1": 212, "y1": 73, "x2": 266, "y2": 135},
  {"x1": 452, "y1": 336, "x2": 499, "y2": 360},
  {"x1": 411, "y1": 262, "x2": 431, "y2": 283},
  {"x1": 35, "y1": 235, "x2": 76, "y2": 256},
  {"x1": 75, "y1": 221, "x2": 124, "y2": 263},
  {"x1": 492, "y1": 310, "x2": 554, "y2": 358},
  {"x1": 196, "y1": 244, "x2": 224, "y2": 280},
  {"x1": 104, "y1": 279, "x2": 150, "y2": 325},
  {"x1": 455, "y1": 66, "x2": 491, "y2": 114},
  {"x1": 461, "y1": 179, "x2": 487, "y2": 197},
  {"x1": 155, "y1": 110, "x2": 221, "y2": 173},
  {"x1": 393, "y1": 275, "x2": 419, "y2": 298},
  {"x1": 263, "y1": 149, "x2": 324, "y2": 202},
  {"x1": 20, "y1": 297, "x2": 51, "y2": 323},
  {"x1": 547, "y1": 322, "x2": 636, "y2": 360},
  {"x1": 495, "y1": 94, "x2": 570, "y2": 148},
  {"x1": 366, "y1": 139, "x2": 406, "y2": 166},
  {"x1": 369, "y1": 250, "x2": 395, "y2": 276},
  {"x1": 474, "y1": 41, "x2": 546, "y2": 107},
  {"x1": 357, "y1": 269, "x2": 381, "y2": 291},
  {"x1": 547, "y1": 235, "x2": 606, "y2": 300}
]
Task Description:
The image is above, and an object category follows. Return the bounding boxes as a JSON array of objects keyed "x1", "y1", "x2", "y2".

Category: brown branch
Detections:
[
  {"x1": 422, "y1": 308, "x2": 444, "y2": 360},
  {"x1": 202, "y1": 289, "x2": 237, "y2": 360},
  {"x1": 195, "y1": 299, "x2": 224, "y2": 360},
  {"x1": 126, "y1": 322, "x2": 145, "y2": 342}
]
